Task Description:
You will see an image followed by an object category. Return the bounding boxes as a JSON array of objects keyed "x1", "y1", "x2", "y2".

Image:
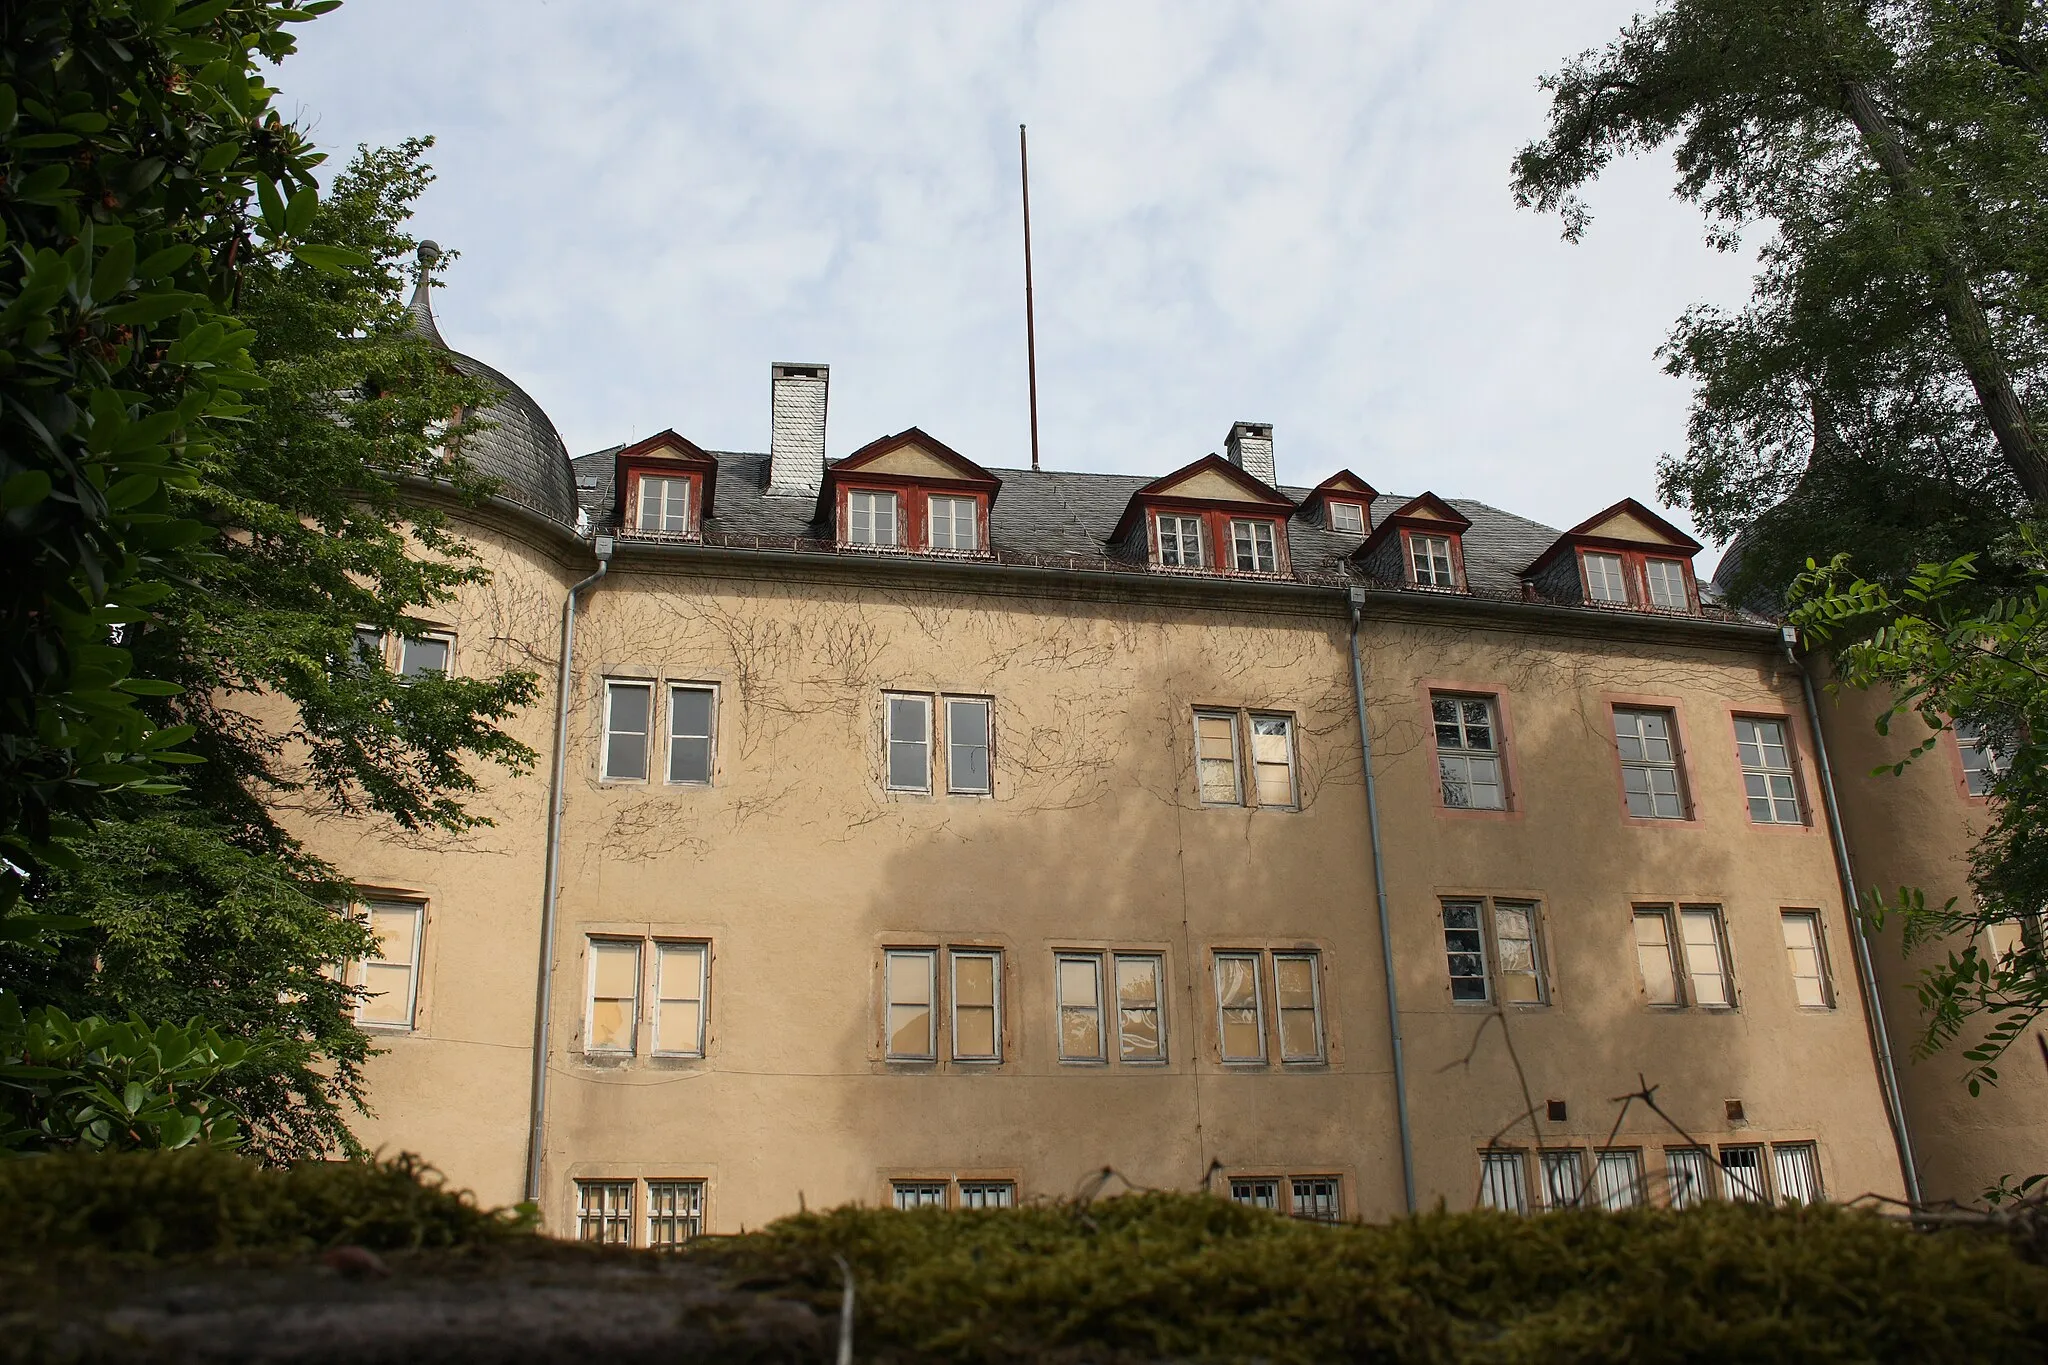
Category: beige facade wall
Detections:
[{"x1": 293, "y1": 507, "x2": 1937, "y2": 1233}]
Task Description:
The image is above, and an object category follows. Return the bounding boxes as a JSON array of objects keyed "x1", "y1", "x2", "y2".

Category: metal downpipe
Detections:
[
  {"x1": 1349, "y1": 587, "x2": 1417, "y2": 1214},
  {"x1": 525, "y1": 538, "x2": 613, "y2": 1205},
  {"x1": 1787, "y1": 630, "x2": 1923, "y2": 1204}
]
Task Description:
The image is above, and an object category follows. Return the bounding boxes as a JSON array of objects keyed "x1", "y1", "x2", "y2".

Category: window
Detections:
[
  {"x1": 950, "y1": 950, "x2": 1001, "y2": 1062},
  {"x1": 1593, "y1": 1150, "x2": 1645, "y2": 1209},
  {"x1": 928, "y1": 495, "x2": 978, "y2": 551},
  {"x1": 1433, "y1": 695, "x2": 1504, "y2": 810},
  {"x1": 352, "y1": 626, "x2": 386, "y2": 669},
  {"x1": 958, "y1": 1181, "x2": 1014, "y2": 1209},
  {"x1": 653, "y1": 941, "x2": 708, "y2": 1056},
  {"x1": 647, "y1": 1180, "x2": 705, "y2": 1247},
  {"x1": 1157, "y1": 513, "x2": 1204, "y2": 567},
  {"x1": 357, "y1": 900, "x2": 423, "y2": 1029},
  {"x1": 576, "y1": 1180, "x2": 634, "y2": 1244},
  {"x1": 1194, "y1": 710, "x2": 1241, "y2": 804},
  {"x1": 1665, "y1": 1147, "x2": 1713, "y2": 1208},
  {"x1": 847, "y1": 489, "x2": 900, "y2": 546},
  {"x1": 1583, "y1": 552, "x2": 1629, "y2": 604},
  {"x1": 1329, "y1": 500, "x2": 1366, "y2": 534},
  {"x1": 946, "y1": 697, "x2": 992, "y2": 795},
  {"x1": 603, "y1": 680, "x2": 652, "y2": 782},
  {"x1": 1987, "y1": 912, "x2": 2045, "y2": 968},
  {"x1": 1273, "y1": 952, "x2": 1326, "y2": 1062},
  {"x1": 586, "y1": 939, "x2": 641, "y2": 1053},
  {"x1": 1230, "y1": 1178, "x2": 1280, "y2": 1210},
  {"x1": 1634, "y1": 909, "x2": 1681, "y2": 1006},
  {"x1": 1773, "y1": 1142, "x2": 1823, "y2": 1204},
  {"x1": 1644, "y1": 558, "x2": 1689, "y2": 610},
  {"x1": 1230, "y1": 519, "x2": 1279, "y2": 573},
  {"x1": 1249, "y1": 714, "x2": 1296, "y2": 807},
  {"x1": 1479, "y1": 1150, "x2": 1529, "y2": 1213},
  {"x1": 398, "y1": 633, "x2": 451, "y2": 678},
  {"x1": 1410, "y1": 533, "x2": 1456, "y2": 588},
  {"x1": 1055, "y1": 953, "x2": 1106, "y2": 1062},
  {"x1": 1735, "y1": 718, "x2": 1800, "y2": 823},
  {"x1": 1290, "y1": 1177, "x2": 1341, "y2": 1223},
  {"x1": 1956, "y1": 719, "x2": 2013, "y2": 796},
  {"x1": 1441, "y1": 899, "x2": 1546, "y2": 1005},
  {"x1": 1719, "y1": 1146, "x2": 1768, "y2": 1203},
  {"x1": 636, "y1": 475, "x2": 690, "y2": 533},
  {"x1": 667, "y1": 684, "x2": 715, "y2": 785},
  {"x1": 885, "y1": 949, "x2": 937, "y2": 1060},
  {"x1": 1779, "y1": 911, "x2": 1832, "y2": 1008},
  {"x1": 1680, "y1": 906, "x2": 1733, "y2": 1008},
  {"x1": 1113, "y1": 953, "x2": 1166, "y2": 1062},
  {"x1": 1539, "y1": 1150, "x2": 1586, "y2": 1209},
  {"x1": 886, "y1": 694, "x2": 932, "y2": 792},
  {"x1": 1614, "y1": 708, "x2": 1686, "y2": 819},
  {"x1": 893, "y1": 1182, "x2": 947, "y2": 1210},
  {"x1": 1214, "y1": 951, "x2": 1267, "y2": 1063}
]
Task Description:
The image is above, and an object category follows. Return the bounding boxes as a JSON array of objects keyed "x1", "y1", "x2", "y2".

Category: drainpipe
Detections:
[
  {"x1": 1785, "y1": 625, "x2": 1922, "y2": 1205},
  {"x1": 525, "y1": 534, "x2": 614, "y2": 1205},
  {"x1": 1348, "y1": 586, "x2": 1417, "y2": 1214}
]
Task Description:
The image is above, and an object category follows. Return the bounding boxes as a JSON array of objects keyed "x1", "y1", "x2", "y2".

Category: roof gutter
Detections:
[{"x1": 525, "y1": 534, "x2": 614, "y2": 1205}]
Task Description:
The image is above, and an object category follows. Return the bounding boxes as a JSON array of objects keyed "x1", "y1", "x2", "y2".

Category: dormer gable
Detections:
[
  {"x1": 1349, "y1": 492, "x2": 1473, "y2": 592},
  {"x1": 819, "y1": 427, "x2": 1001, "y2": 554},
  {"x1": 616, "y1": 430, "x2": 719, "y2": 538},
  {"x1": 1298, "y1": 470, "x2": 1379, "y2": 535},
  {"x1": 1109, "y1": 454, "x2": 1297, "y2": 575},
  {"x1": 1519, "y1": 497, "x2": 1704, "y2": 613}
]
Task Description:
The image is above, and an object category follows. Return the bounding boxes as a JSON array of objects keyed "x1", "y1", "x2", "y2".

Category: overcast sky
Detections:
[{"x1": 278, "y1": 0, "x2": 1755, "y2": 561}]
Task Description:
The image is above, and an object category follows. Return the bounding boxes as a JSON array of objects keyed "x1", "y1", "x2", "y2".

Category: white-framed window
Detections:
[
  {"x1": 928, "y1": 494, "x2": 978, "y2": 551},
  {"x1": 602, "y1": 680, "x2": 653, "y2": 782},
  {"x1": 1113, "y1": 952, "x2": 1166, "y2": 1062},
  {"x1": 667, "y1": 684, "x2": 716, "y2": 785},
  {"x1": 576, "y1": 1179, "x2": 635, "y2": 1244},
  {"x1": 1410, "y1": 533, "x2": 1456, "y2": 588},
  {"x1": 1441, "y1": 900, "x2": 1489, "y2": 1003},
  {"x1": 1633, "y1": 908, "x2": 1682, "y2": 1006},
  {"x1": 1539, "y1": 1150, "x2": 1586, "y2": 1209},
  {"x1": 1156, "y1": 513, "x2": 1204, "y2": 568},
  {"x1": 1583, "y1": 551, "x2": 1629, "y2": 604},
  {"x1": 1593, "y1": 1149, "x2": 1645, "y2": 1209},
  {"x1": 1229, "y1": 1178, "x2": 1280, "y2": 1210},
  {"x1": 1440, "y1": 898, "x2": 1545, "y2": 1005},
  {"x1": 1680, "y1": 905, "x2": 1733, "y2": 1008},
  {"x1": 1614, "y1": 708, "x2": 1686, "y2": 819},
  {"x1": 1433, "y1": 695, "x2": 1504, "y2": 810},
  {"x1": 356, "y1": 900, "x2": 424, "y2": 1030},
  {"x1": 352, "y1": 626, "x2": 387, "y2": 669},
  {"x1": 1719, "y1": 1145, "x2": 1769, "y2": 1203},
  {"x1": 1328, "y1": 500, "x2": 1366, "y2": 534},
  {"x1": 892, "y1": 1181, "x2": 946, "y2": 1210},
  {"x1": 1290, "y1": 1177, "x2": 1342, "y2": 1223},
  {"x1": 398, "y1": 632, "x2": 452, "y2": 678},
  {"x1": 1644, "y1": 557, "x2": 1689, "y2": 610},
  {"x1": 1955, "y1": 719, "x2": 2013, "y2": 796},
  {"x1": 1214, "y1": 951, "x2": 1267, "y2": 1063},
  {"x1": 1273, "y1": 951, "x2": 1326, "y2": 1062},
  {"x1": 1230, "y1": 519, "x2": 1279, "y2": 573},
  {"x1": 1735, "y1": 717, "x2": 1800, "y2": 823},
  {"x1": 1194, "y1": 710, "x2": 1241, "y2": 804},
  {"x1": 958, "y1": 1181, "x2": 1014, "y2": 1209},
  {"x1": 950, "y1": 949, "x2": 1001, "y2": 1062},
  {"x1": 885, "y1": 948, "x2": 938, "y2": 1061},
  {"x1": 653, "y1": 941, "x2": 708, "y2": 1056},
  {"x1": 635, "y1": 475, "x2": 691, "y2": 534},
  {"x1": 1479, "y1": 1149, "x2": 1529, "y2": 1213},
  {"x1": 1773, "y1": 1142, "x2": 1823, "y2": 1204},
  {"x1": 647, "y1": 1180, "x2": 705, "y2": 1247},
  {"x1": 586, "y1": 938, "x2": 642, "y2": 1053},
  {"x1": 1249, "y1": 714, "x2": 1296, "y2": 807},
  {"x1": 847, "y1": 489, "x2": 900, "y2": 546},
  {"x1": 885, "y1": 693, "x2": 932, "y2": 792},
  {"x1": 945, "y1": 697, "x2": 992, "y2": 795},
  {"x1": 1779, "y1": 911, "x2": 1832, "y2": 1008},
  {"x1": 1055, "y1": 952, "x2": 1106, "y2": 1062},
  {"x1": 1665, "y1": 1147, "x2": 1713, "y2": 1208}
]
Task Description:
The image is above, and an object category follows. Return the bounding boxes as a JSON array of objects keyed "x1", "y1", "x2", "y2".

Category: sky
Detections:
[{"x1": 276, "y1": 0, "x2": 1758, "y2": 562}]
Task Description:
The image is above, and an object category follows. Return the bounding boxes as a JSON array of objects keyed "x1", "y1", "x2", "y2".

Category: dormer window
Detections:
[
  {"x1": 1518, "y1": 498, "x2": 1703, "y2": 615},
  {"x1": 635, "y1": 476, "x2": 691, "y2": 534},
  {"x1": 821, "y1": 428, "x2": 1001, "y2": 557},
  {"x1": 1583, "y1": 552, "x2": 1629, "y2": 604},
  {"x1": 1411, "y1": 534, "x2": 1456, "y2": 588},
  {"x1": 928, "y1": 496, "x2": 977, "y2": 552},
  {"x1": 1230, "y1": 519, "x2": 1280, "y2": 573},
  {"x1": 847, "y1": 490, "x2": 900, "y2": 546},
  {"x1": 613, "y1": 430, "x2": 718, "y2": 540},
  {"x1": 1157, "y1": 514, "x2": 1205, "y2": 568},
  {"x1": 1328, "y1": 501, "x2": 1366, "y2": 535},
  {"x1": 1644, "y1": 558, "x2": 1689, "y2": 611}
]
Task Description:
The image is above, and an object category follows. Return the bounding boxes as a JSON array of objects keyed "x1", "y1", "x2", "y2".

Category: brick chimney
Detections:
[
  {"x1": 1224, "y1": 421, "x2": 1275, "y2": 486},
  {"x1": 767, "y1": 362, "x2": 829, "y2": 497}
]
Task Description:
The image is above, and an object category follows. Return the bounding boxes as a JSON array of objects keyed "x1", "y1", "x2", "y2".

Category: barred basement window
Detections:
[
  {"x1": 1479, "y1": 1150, "x2": 1529, "y2": 1214},
  {"x1": 1735, "y1": 717, "x2": 1801, "y2": 823},
  {"x1": 646, "y1": 1180, "x2": 705, "y2": 1247},
  {"x1": 1664, "y1": 1147, "x2": 1713, "y2": 1208},
  {"x1": 1539, "y1": 1150, "x2": 1586, "y2": 1209},
  {"x1": 958, "y1": 1181, "x2": 1014, "y2": 1209},
  {"x1": 1773, "y1": 1142, "x2": 1823, "y2": 1204},
  {"x1": 1719, "y1": 1145, "x2": 1769, "y2": 1203},
  {"x1": 892, "y1": 1181, "x2": 946, "y2": 1210},
  {"x1": 1592, "y1": 1149, "x2": 1644, "y2": 1209},
  {"x1": 1229, "y1": 1178, "x2": 1280, "y2": 1210},
  {"x1": 1290, "y1": 1177, "x2": 1341, "y2": 1223},
  {"x1": 1433, "y1": 695, "x2": 1504, "y2": 809},
  {"x1": 577, "y1": 1180, "x2": 634, "y2": 1244}
]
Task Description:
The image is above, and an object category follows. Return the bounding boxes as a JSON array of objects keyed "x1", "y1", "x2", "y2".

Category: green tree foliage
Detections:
[{"x1": 1510, "y1": 0, "x2": 2048, "y2": 602}]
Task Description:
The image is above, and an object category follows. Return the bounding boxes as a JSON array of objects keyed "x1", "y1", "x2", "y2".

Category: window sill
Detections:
[{"x1": 356, "y1": 1023, "x2": 419, "y2": 1036}]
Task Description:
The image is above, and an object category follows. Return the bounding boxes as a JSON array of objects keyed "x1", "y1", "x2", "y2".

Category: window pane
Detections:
[
  {"x1": 1214, "y1": 953, "x2": 1265, "y2": 1061},
  {"x1": 647, "y1": 1180, "x2": 704, "y2": 1246},
  {"x1": 1479, "y1": 1151, "x2": 1528, "y2": 1214},
  {"x1": 353, "y1": 627, "x2": 385, "y2": 668},
  {"x1": 588, "y1": 940, "x2": 640, "y2": 1051},
  {"x1": 892, "y1": 1182, "x2": 946, "y2": 1209},
  {"x1": 1158, "y1": 514, "x2": 1204, "y2": 567},
  {"x1": 930, "y1": 496, "x2": 977, "y2": 551},
  {"x1": 1720, "y1": 1146, "x2": 1768, "y2": 1203},
  {"x1": 1195, "y1": 712, "x2": 1240, "y2": 803},
  {"x1": 1584, "y1": 553, "x2": 1628, "y2": 603},
  {"x1": 1251, "y1": 715, "x2": 1294, "y2": 807},
  {"x1": 1594, "y1": 1150, "x2": 1644, "y2": 1209},
  {"x1": 1635, "y1": 911, "x2": 1679, "y2": 1005},
  {"x1": 1615, "y1": 709, "x2": 1684, "y2": 818},
  {"x1": 666, "y1": 686, "x2": 715, "y2": 784},
  {"x1": 1057, "y1": 955, "x2": 1104, "y2": 1061},
  {"x1": 1274, "y1": 953, "x2": 1323, "y2": 1061},
  {"x1": 1779, "y1": 911, "x2": 1829, "y2": 1008},
  {"x1": 952, "y1": 952, "x2": 999, "y2": 1061},
  {"x1": 887, "y1": 696, "x2": 931, "y2": 791},
  {"x1": 577, "y1": 1180, "x2": 635, "y2": 1244},
  {"x1": 1231, "y1": 520, "x2": 1278, "y2": 573},
  {"x1": 1411, "y1": 534, "x2": 1454, "y2": 587},
  {"x1": 1773, "y1": 1143, "x2": 1823, "y2": 1205},
  {"x1": 655, "y1": 942, "x2": 706, "y2": 1055},
  {"x1": 1290, "y1": 1177, "x2": 1341, "y2": 1223},
  {"x1": 1681, "y1": 908, "x2": 1730, "y2": 1008},
  {"x1": 1493, "y1": 902, "x2": 1543, "y2": 1004},
  {"x1": 947, "y1": 698, "x2": 992, "y2": 794},
  {"x1": 1229, "y1": 1178, "x2": 1279, "y2": 1210},
  {"x1": 399, "y1": 635, "x2": 449, "y2": 677},
  {"x1": 1442, "y1": 901, "x2": 1488, "y2": 1002},
  {"x1": 1330, "y1": 501, "x2": 1364, "y2": 533},
  {"x1": 1115, "y1": 954, "x2": 1165, "y2": 1062},
  {"x1": 1645, "y1": 558, "x2": 1687, "y2": 609},
  {"x1": 886, "y1": 950, "x2": 935, "y2": 1059},
  {"x1": 360, "y1": 962, "x2": 416, "y2": 1027},
  {"x1": 959, "y1": 1182, "x2": 1013, "y2": 1209},
  {"x1": 638, "y1": 476, "x2": 690, "y2": 533},
  {"x1": 604, "y1": 682, "x2": 651, "y2": 781}
]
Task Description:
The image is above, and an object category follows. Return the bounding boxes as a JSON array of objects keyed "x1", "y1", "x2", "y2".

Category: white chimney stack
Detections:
[
  {"x1": 768, "y1": 362, "x2": 829, "y2": 496},
  {"x1": 1225, "y1": 421, "x2": 1276, "y2": 486}
]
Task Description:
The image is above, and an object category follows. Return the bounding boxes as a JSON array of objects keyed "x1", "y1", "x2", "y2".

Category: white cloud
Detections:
[{"x1": 280, "y1": 0, "x2": 1758, "y2": 563}]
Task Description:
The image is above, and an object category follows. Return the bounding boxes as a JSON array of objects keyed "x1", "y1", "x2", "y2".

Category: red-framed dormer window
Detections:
[
  {"x1": 1327, "y1": 500, "x2": 1367, "y2": 535},
  {"x1": 845, "y1": 487, "x2": 901, "y2": 546},
  {"x1": 837, "y1": 482, "x2": 992, "y2": 554},
  {"x1": 634, "y1": 474, "x2": 692, "y2": 534},
  {"x1": 1155, "y1": 511, "x2": 1206, "y2": 567},
  {"x1": 614, "y1": 430, "x2": 718, "y2": 540},
  {"x1": 1577, "y1": 548, "x2": 1698, "y2": 614},
  {"x1": 1147, "y1": 508, "x2": 1289, "y2": 575},
  {"x1": 1404, "y1": 528, "x2": 1464, "y2": 590}
]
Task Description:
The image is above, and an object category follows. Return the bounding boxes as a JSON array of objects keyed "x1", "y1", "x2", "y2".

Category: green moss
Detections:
[{"x1": 696, "y1": 1193, "x2": 2048, "y2": 1364}]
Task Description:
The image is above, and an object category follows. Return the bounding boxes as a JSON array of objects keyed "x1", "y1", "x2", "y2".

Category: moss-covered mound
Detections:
[{"x1": 697, "y1": 1192, "x2": 2048, "y2": 1363}]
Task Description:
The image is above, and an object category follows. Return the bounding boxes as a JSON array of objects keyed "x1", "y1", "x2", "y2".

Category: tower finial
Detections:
[{"x1": 407, "y1": 240, "x2": 446, "y2": 347}]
